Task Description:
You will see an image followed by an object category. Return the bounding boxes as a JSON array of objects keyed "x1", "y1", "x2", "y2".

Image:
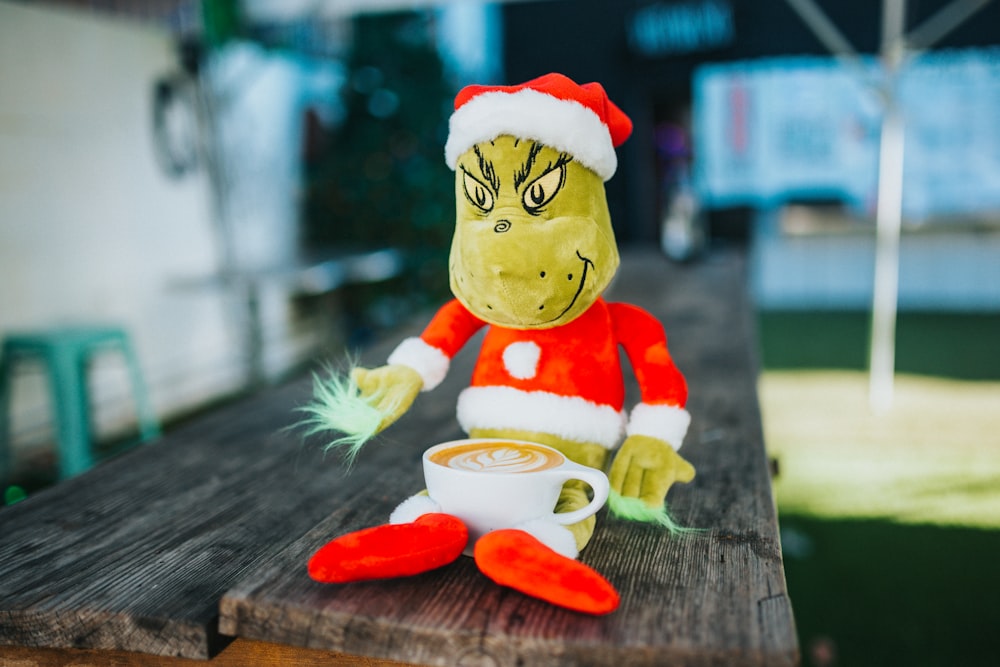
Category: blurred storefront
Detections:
[{"x1": 502, "y1": 0, "x2": 1000, "y2": 248}]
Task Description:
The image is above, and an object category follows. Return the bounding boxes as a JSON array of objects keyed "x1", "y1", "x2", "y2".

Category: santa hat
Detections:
[{"x1": 444, "y1": 73, "x2": 633, "y2": 182}]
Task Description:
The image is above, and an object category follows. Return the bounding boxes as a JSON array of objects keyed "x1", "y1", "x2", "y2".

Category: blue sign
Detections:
[
  {"x1": 628, "y1": 1, "x2": 734, "y2": 57},
  {"x1": 693, "y1": 49, "x2": 1000, "y2": 221}
]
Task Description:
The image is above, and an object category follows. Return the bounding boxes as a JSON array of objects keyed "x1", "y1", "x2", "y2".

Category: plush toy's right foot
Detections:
[
  {"x1": 308, "y1": 513, "x2": 467, "y2": 583},
  {"x1": 474, "y1": 529, "x2": 620, "y2": 615}
]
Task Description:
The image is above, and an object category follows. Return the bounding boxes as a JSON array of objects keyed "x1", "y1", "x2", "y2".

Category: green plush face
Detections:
[{"x1": 449, "y1": 135, "x2": 620, "y2": 329}]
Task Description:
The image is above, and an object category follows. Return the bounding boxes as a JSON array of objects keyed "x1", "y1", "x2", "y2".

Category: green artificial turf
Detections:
[{"x1": 757, "y1": 310, "x2": 1000, "y2": 667}]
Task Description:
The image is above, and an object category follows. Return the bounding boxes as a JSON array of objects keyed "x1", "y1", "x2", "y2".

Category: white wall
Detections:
[{"x1": 0, "y1": 2, "x2": 332, "y2": 455}]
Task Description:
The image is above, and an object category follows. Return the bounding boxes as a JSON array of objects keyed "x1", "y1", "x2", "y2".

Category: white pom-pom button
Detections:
[{"x1": 502, "y1": 341, "x2": 541, "y2": 380}]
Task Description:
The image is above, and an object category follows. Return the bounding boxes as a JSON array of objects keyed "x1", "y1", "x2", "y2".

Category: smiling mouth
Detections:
[{"x1": 541, "y1": 250, "x2": 594, "y2": 324}]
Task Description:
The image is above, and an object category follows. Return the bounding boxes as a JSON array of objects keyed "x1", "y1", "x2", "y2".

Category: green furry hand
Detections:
[
  {"x1": 609, "y1": 435, "x2": 695, "y2": 508},
  {"x1": 351, "y1": 364, "x2": 423, "y2": 432},
  {"x1": 298, "y1": 363, "x2": 423, "y2": 467}
]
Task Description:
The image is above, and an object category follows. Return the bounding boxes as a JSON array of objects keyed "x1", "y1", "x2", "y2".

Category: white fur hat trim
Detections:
[{"x1": 444, "y1": 88, "x2": 618, "y2": 181}]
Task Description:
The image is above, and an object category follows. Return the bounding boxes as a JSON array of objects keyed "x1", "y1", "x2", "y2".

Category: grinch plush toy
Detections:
[{"x1": 303, "y1": 73, "x2": 695, "y2": 615}]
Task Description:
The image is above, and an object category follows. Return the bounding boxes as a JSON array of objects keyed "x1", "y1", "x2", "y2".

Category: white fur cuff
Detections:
[
  {"x1": 387, "y1": 337, "x2": 450, "y2": 391},
  {"x1": 626, "y1": 403, "x2": 691, "y2": 450},
  {"x1": 514, "y1": 518, "x2": 579, "y2": 560},
  {"x1": 389, "y1": 494, "x2": 442, "y2": 525}
]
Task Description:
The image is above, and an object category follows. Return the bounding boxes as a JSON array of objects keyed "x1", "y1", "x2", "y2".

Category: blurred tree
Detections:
[
  {"x1": 202, "y1": 0, "x2": 242, "y2": 48},
  {"x1": 302, "y1": 11, "x2": 455, "y2": 341}
]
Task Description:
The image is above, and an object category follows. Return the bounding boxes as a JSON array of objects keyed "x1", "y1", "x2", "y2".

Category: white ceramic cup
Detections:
[{"x1": 422, "y1": 438, "x2": 610, "y2": 553}]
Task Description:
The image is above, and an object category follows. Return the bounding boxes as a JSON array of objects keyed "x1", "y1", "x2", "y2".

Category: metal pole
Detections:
[
  {"x1": 868, "y1": 0, "x2": 906, "y2": 413},
  {"x1": 868, "y1": 100, "x2": 905, "y2": 414},
  {"x1": 907, "y1": 0, "x2": 992, "y2": 52},
  {"x1": 783, "y1": 0, "x2": 991, "y2": 412},
  {"x1": 783, "y1": 0, "x2": 872, "y2": 86}
]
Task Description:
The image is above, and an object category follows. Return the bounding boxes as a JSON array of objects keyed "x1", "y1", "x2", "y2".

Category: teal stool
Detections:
[{"x1": 0, "y1": 327, "x2": 161, "y2": 483}]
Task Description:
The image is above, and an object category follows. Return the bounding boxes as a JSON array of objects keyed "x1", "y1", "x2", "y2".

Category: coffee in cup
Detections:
[
  {"x1": 428, "y1": 440, "x2": 563, "y2": 473},
  {"x1": 423, "y1": 438, "x2": 610, "y2": 554}
]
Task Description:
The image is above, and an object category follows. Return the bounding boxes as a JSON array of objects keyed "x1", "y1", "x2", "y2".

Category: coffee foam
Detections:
[{"x1": 429, "y1": 442, "x2": 563, "y2": 473}]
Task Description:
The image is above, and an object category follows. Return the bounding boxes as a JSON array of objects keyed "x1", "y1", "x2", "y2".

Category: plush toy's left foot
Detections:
[
  {"x1": 308, "y1": 513, "x2": 467, "y2": 583},
  {"x1": 473, "y1": 529, "x2": 620, "y2": 615}
]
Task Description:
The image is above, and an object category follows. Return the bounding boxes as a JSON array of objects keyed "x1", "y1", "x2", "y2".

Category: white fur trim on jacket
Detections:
[
  {"x1": 389, "y1": 494, "x2": 442, "y2": 525},
  {"x1": 444, "y1": 88, "x2": 619, "y2": 181},
  {"x1": 514, "y1": 518, "x2": 579, "y2": 560},
  {"x1": 626, "y1": 403, "x2": 691, "y2": 450},
  {"x1": 456, "y1": 385, "x2": 626, "y2": 449},
  {"x1": 386, "y1": 337, "x2": 450, "y2": 391}
]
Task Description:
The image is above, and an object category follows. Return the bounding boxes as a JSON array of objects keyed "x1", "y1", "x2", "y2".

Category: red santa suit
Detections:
[{"x1": 387, "y1": 297, "x2": 690, "y2": 451}]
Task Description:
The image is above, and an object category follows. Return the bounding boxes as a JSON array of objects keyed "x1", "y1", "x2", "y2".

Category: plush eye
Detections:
[
  {"x1": 463, "y1": 170, "x2": 494, "y2": 213},
  {"x1": 522, "y1": 165, "x2": 565, "y2": 214}
]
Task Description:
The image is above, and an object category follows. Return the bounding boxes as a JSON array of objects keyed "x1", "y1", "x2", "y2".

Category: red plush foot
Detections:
[
  {"x1": 308, "y1": 513, "x2": 467, "y2": 583},
  {"x1": 473, "y1": 529, "x2": 620, "y2": 615}
]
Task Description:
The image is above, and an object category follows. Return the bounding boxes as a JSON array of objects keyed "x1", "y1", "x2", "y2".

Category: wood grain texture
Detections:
[
  {"x1": 0, "y1": 637, "x2": 418, "y2": 666},
  {"x1": 0, "y1": 248, "x2": 796, "y2": 665},
  {"x1": 0, "y1": 315, "x2": 438, "y2": 660},
  {"x1": 218, "y1": 247, "x2": 800, "y2": 667}
]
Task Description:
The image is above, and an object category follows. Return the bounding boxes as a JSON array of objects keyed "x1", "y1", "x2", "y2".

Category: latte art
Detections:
[{"x1": 430, "y1": 442, "x2": 563, "y2": 473}]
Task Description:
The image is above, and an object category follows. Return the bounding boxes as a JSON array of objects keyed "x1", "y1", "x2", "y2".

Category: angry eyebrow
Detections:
[
  {"x1": 513, "y1": 143, "x2": 574, "y2": 190},
  {"x1": 513, "y1": 142, "x2": 544, "y2": 190},
  {"x1": 473, "y1": 145, "x2": 500, "y2": 194}
]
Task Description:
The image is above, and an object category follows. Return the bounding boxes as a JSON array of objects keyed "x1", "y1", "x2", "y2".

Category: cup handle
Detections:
[{"x1": 549, "y1": 464, "x2": 610, "y2": 526}]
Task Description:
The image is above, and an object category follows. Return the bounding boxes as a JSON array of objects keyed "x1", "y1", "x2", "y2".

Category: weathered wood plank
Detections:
[
  {"x1": 218, "y1": 247, "x2": 799, "y2": 666},
  {"x1": 0, "y1": 320, "x2": 435, "y2": 659},
  {"x1": 0, "y1": 637, "x2": 418, "y2": 666},
  {"x1": 0, "y1": 248, "x2": 796, "y2": 665}
]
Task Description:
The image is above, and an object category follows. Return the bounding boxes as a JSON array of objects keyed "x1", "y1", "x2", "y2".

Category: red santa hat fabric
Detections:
[{"x1": 444, "y1": 73, "x2": 633, "y2": 181}]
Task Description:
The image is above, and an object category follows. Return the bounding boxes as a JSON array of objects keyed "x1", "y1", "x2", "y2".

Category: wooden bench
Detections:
[{"x1": 0, "y1": 247, "x2": 799, "y2": 667}]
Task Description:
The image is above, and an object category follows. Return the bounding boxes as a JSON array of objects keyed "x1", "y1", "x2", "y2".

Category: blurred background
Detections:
[{"x1": 1, "y1": 1, "x2": 998, "y2": 664}]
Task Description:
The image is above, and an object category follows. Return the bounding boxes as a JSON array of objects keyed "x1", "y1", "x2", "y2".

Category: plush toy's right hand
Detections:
[
  {"x1": 351, "y1": 364, "x2": 423, "y2": 433},
  {"x1": 609, "y1": 435, "x2": 695, "y2": 508}
]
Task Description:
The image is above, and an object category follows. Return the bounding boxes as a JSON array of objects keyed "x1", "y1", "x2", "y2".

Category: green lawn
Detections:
[
  {"x1": 762, "y1": 371, "x2": 1000, "y2": 529},
  {"x1": 757, "y1": 311, "x2": 1000, "y2": 667}
]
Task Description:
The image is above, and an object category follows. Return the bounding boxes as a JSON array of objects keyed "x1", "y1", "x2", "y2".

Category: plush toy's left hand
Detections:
[{"x1": 609, "y1": 435, "x2": 695, "y2": 508}]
